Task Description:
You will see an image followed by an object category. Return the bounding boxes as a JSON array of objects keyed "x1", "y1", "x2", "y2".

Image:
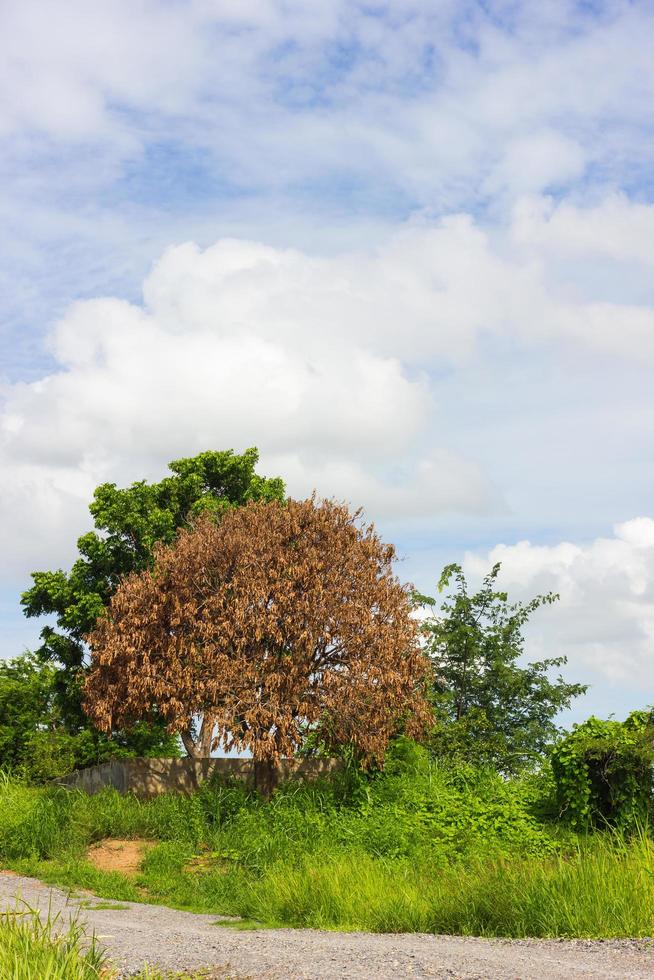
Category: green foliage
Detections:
[
  {"x1": 0, "y1": 653, "x2": 59, "y2": 770},
  {"x1": 0, "y1": 654, "x2": 180, "y2": 782},
  {"x1": 0, "y1": 744, "x2": 557, "y2": 864},
  {"x1": 417, "y1": 563, "x2": 586, "y2": 772},
  {"x1": 19, "y1": 447, "x2": 285, "y2": 754},
  {"x1": 22, "y1": 448, "x2": 285, "y2": 668},
  {"x1": 20, "y1": 730, "x2": 79, "y2": 782},
  {"x1": 21, "y1": 724, "x2": 181, "y2": 783},
  {"x1": 0, "y1": 653, "x2": 95, "y2": 780},
  {"x1": 0, "y1": 902, "x2": 107, "y2": 979},
  {"x1": 234, "y1": 831, "x2": 654, "y2": 937},
  {"x1": 1, "y1": 757, "x2": 652, "y2": 939},
  {"x1": 0, "y1": 776, "x2": 77, "y2": 860},
  {"x1": 551, "y1": 710, "x2": 654, "y2": 828},
  {"x1": 0, "y1": 746, "x2": 559, "y2": 905},
  {"x1": 0, "y1": 901, "x2": 204, "y2": 979}
]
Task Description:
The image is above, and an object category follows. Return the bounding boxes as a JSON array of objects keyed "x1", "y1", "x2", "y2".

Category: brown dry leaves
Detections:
[{"x1": 84, "y1": 497, "x2": 432, "y2": 764}]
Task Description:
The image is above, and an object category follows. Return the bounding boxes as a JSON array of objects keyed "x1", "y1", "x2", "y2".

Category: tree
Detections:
[
  {"x1": 20, "y1": 448, "x2": 285, "y2": 754},
  {"x1": 0, "y1": 653, "x2": 58, "y2": 771},
  {"x1": 417, "y1": 563, "x2": 586, "y2": 772},
  {"x1": 84, "y1": 498, "x2": 432, "y2": 796},
  {"x1": 0, "y1": 653, "x2": 179, "y2": 780}
]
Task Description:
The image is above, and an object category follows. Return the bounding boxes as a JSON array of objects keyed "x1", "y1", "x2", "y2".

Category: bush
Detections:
[
  {"x1": 0, "y1": 652, "x2": 181, "y2": 783},
  {"x1": 551, "y1": 710, "x2": 654, "y2": 828},
  {"x1": 20, "y1": 730, "x2": 79, "y2": 782}
]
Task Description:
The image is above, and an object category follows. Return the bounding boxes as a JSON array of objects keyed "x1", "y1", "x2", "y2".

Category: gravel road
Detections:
[{"x1": 1, "y1": 871, "x2": 653, "y2": 979}]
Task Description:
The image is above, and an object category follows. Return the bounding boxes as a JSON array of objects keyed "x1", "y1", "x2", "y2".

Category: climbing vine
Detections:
[{"x1": 551, "y1": 710, "x2": 654, "y2": 829}]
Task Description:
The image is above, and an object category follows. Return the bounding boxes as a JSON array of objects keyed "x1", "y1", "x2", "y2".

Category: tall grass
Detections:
[
  {"x1": 0, "y1": 902, "x2": 106, "y2": 979},
  {"x1": 233, "y1": 832, "x2": 654, "y2": 937},
  {"x1": 1, "y1": 753, "x2": 652, "y2": 938},
  {"x1": 0, "y1": 757, "x2": 561, "y2": 867},
  {"x1": 0, "y1": 901, "x2": 213, "y2": 979}
]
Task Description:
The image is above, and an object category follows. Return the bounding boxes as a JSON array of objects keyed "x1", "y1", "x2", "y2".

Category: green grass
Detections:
[
  {"x1": 211, "y1": 918, "x2": 265, "y2": 930},
  {"x1": 0, "y1": 901, "x2": 106, "y2": 979},
  {"x1": 1, "y1": 746, "x2": 653, "y2": 939},
  {"x1": 77, "y1": 900, "x2": 131, "y2": 911},
  {"x1": 232, "y1": 834, "x2": 654, "y2": 937},
  {"x1": 0, "y1": 901, "x2": 234, "y2": 978}
]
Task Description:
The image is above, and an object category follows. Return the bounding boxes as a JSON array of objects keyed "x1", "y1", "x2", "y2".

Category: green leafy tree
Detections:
[
  {"x1": 21, "y1": 448, "x2": 285, "y2": 753},
  {"x1": 417, "y1": 563, "x2": 587, "y2": 772},
  {"x1": 0, "y1": 653, "x2": 59, "y2": 771},
  {"x1": 0, "y1": 652, "x2": 180, "y2": 780}
]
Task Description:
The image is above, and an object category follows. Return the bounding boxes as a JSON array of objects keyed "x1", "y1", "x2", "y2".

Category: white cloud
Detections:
[
  {"x1": 464, "y1": 518, "x2": 654, "y2": 687},
  {"x1": 266, "y1": 449, "x2": 496, "y2": 522},
  {"x1": 4, "y1": 0, "x2": 654, "y2": 398},
  {"x1": 483, "y1": 131, "x2": 585, "y2": 198},
  {"x1": 2, "y1": 0, "x2": 654, "y2": 202},
  {"x1": 3, "y1": 186, "x2": 654, "y2": 581},
  {"x1": 0, "y1": 228, "x2": 507, "y2": 579},
  {"x1": 0, "y1": 0, "x2": 211, "y2": 139},
  {"x1": 512, "y1": 194, "x2": 654, "y2": 267}
]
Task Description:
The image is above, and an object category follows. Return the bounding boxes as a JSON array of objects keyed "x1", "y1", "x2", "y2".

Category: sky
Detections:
[{"x1": 1, "y1": 0, "x2": 654, "y2": 725}]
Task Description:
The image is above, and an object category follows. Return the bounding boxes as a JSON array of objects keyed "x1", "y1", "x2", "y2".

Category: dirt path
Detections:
[{"x1": 1, "y1": 871, "x2": 653, "y2": 979}]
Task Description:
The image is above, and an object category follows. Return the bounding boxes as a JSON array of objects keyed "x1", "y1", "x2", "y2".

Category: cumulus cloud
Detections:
[
  {"x1": 464, "y1": 518, "x2": 654, "y2": 688},
  {"x1": 3, "y1": 190, "x2": 654, "y2": 580},
  {"x1": 4, "y1": 0, "x2": 654, "y2": 387},
  {"x1": 138, "y1": 215, "x2": 654, "y2": 365},
  {"x1": 512, "y1": 194, "x2": 654, "y2": 267},
  {"x1": 267, "y1": 449, "x2": 495, "y2": 523},
  {"x1": 0, "y1": 227, "x2": 506, "y2": 579}
]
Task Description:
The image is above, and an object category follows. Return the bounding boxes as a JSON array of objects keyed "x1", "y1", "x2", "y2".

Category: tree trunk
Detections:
[
  {"x1": 253, "y1": 758, "x2": 281, "y2": 800},
  {"x1": 181, "y1": 715, "x2": 215, "y2": 758},
  {"x1": 198, "y1": 715, "x2": 215, "y2": 756},
  {"x1": 180, "y1": 729, "x2": 200, "y2": 758}
]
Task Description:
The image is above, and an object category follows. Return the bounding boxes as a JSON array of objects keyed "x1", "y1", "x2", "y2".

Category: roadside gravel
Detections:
[{"x1": 1, "y1": 871, "x2": 653, "y2": 979}]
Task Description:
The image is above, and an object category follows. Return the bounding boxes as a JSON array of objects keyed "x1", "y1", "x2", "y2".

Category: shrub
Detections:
[{"x1": 551, "y1": 710, "x2": 654, "y2": 828}]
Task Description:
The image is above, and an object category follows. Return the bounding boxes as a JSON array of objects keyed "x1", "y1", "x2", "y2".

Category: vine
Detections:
[{"x1": 551, "y1": 710, "x2": 654, "y2": 829}]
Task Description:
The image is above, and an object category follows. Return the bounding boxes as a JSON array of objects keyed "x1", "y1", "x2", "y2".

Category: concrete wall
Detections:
[{"x1": 55, "y1": 756, "x2": 341, "y2": 797}]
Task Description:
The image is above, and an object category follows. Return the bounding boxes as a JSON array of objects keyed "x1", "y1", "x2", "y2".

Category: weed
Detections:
[
  {"x1": 1, "y1": 756, "x2": 652, "y2": 938},
  {"x1": 0, "y1": 900, "x2": 106, "y2": 979}
]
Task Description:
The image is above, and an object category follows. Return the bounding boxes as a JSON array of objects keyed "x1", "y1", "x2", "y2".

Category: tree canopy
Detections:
[
  {"x1": 0, "y1": 653, "x2": 58, "y2": 772},
  {"x1": 417, "y1": 563, "x2": 587, "y2": 772},
  {"x1": 84, "y1": 497, "x2": 432, "y2": 793},
  {"x1": 20, "y1": 448, "x2": 285, "y2": 737},
  {"x1": 0, "y1": 652, "x2": 179, "y2": 780}
]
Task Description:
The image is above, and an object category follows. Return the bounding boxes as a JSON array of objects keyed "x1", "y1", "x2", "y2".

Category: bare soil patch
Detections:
[{"x1": 87, "y1": 838, "x2": 156, "y2": 877}]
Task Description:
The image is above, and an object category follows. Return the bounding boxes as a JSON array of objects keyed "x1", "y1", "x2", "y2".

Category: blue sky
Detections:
[{"x1": 1, "y1": 0, "x2": 654, "y2": 724}]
